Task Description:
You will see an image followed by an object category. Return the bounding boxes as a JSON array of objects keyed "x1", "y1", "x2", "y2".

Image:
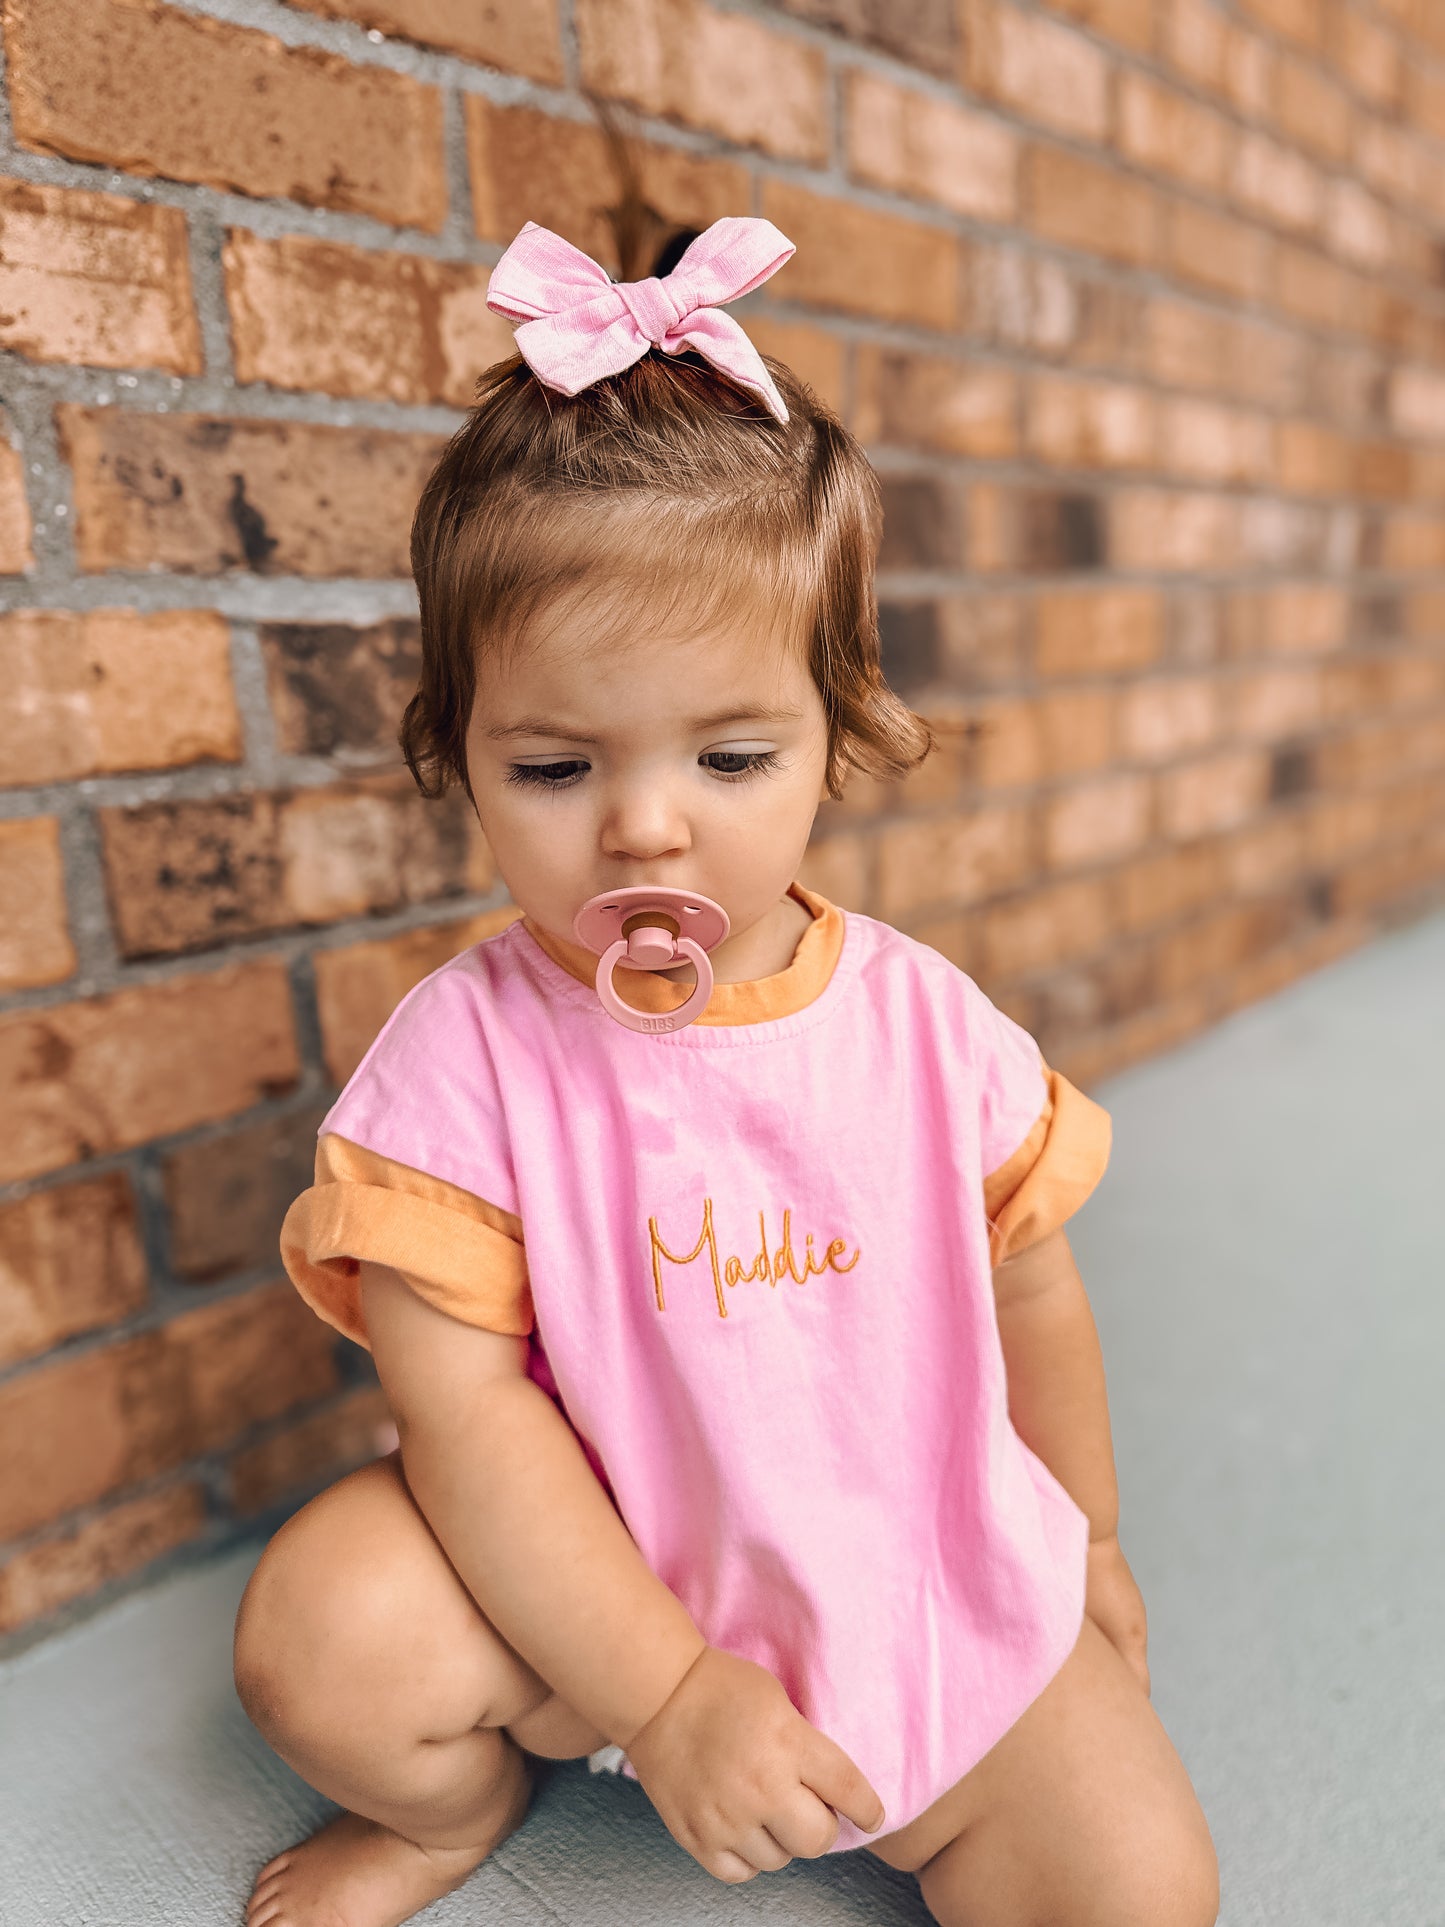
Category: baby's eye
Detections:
[
  {"x1": 504, "y1": 759, "x2": 588, "y2": 790},
  {"x1": 701, "y1": 749, "x2": 783, "y2": 782}
]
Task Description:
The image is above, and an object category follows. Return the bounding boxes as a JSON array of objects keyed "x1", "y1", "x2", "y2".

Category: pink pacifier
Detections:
[{"x1": 572, "y1": 886, "x2": 730, "y2": 1034}]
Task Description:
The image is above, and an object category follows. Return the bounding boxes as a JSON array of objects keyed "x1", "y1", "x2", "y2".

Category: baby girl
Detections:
[{"x1": 233, "y1": 209, "x2": 1220, "y2": 1927}]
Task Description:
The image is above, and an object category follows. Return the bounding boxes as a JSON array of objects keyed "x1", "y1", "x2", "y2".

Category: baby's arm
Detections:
[
  {"x1": 359, "y1": 1260, "x2": 885, "y2": 1881},
  {"x1": 358, "y1": 1258, "x2": 703, "y2": 1744}
]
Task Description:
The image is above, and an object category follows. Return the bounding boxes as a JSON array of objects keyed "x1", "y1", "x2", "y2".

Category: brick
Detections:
[
  {"x1": 965, "y1": 484, "x2": 1105, "y2": 573},
  {"x1": 966, "y1": 1, "x2": 1112, "y2": 142},
  {"x1": 0, "y1": 819, "x2": 74, "y2": 991},
  {"x1": 845, "y1": 71, "x2": 1018, "y2": 223},
  {"x1": 1116, "y1": 841, "x2": 1223, "y2": 935},
  {"x1": 1040, "y1": 0, "x2": 1153, "y2": 50},
  {"x1": 286, "y1": 0, "x2": 563, "y2": 81},
  {"x1": 1275, "y1": 419, "x2": 1350, "y2": 497},
  {"x1": 978, "y1": 875, "x2": 1115, "y2": 977},
  {"x1": 1229, "y1": 666, "x2": 1323, "y2": 738},
  {"x1": 969, "y1": 697, "x2": 1041, "y2": 790},
  {"x1": 0, "y1": 428, "x2": 34, "y2": 573},
  {"x1": 1035, "y1": 687, "x2": 1116, "y2": 778},
  {"x1": 58, "y1": 408, "x2": 446, "y2": 578},
  {"x1": 315, "y1": 909, "x2": 521, "y2": 1084},
  {"x1": 0, "y1": 176, "x2": 201, "y2": 375},
  {"x1": 966, "y1": 241, "x2": 1085, "y2": 356},
  {"x1": 1165, "y1": 199, "x2": 1273, "y2": 303},
  {"x1": 879, "y1": 477, "x2": 963, "y2": 571},
  {"x1": 1157, "y1": 749, "x2": 1271, "y2": 839},
  {"x1": 100, "y1": 776, "x2": 494, "y2": 958},
  {"x1": 903, "y1": 908, "x2": 976, "y2": 974},
  {"x1": 1161, "y1": 398, "x2": 1272, "y2": 487},
  {"x1": 1324, "y1": 180, "x2": 1393, "y2": 272},
  {"x1": 1273, "y1": 240, "x2": 1348, "y2": 332},
  {"x1": 1109, "y1": 490, "x2": 1241, "y2": 573},
  {"x1": 1223, "y1": 585, "x2": 1349, "y2": 657},
  {"x1": 1024, "y1": 374, "x2": 1156, "y2": 470},
  {"x1": 1234, "y1": 0, "x2": 1323, "y2": 52},
  {"x1": 1326, "y1": 7, "x2": 1402, "y2": 110},
  {"x1": 1229, "y1": 132, "x2": 1325, "y2": 236},
  {"x1": 1221, "y1": 814, "x2": 1308, "y2": 895},
  {"x1": 876, "y1": 805, "x2": 1034, "y2": 918},
  {"x1": 1033, "y1": 943, "x2": 1157, "y2": 1036},
  {"x1": 465, "y1": 99, "x2": 752, "y2": 271},
  {"x1": 1043, "y1": 772, "x2": 1152, "y2": 869},
  {"x1": 878, "y1": 604, "x2": 940, "y2": 690},
  {"x1": 230, "y1": 1386, "x2": 393, "y2": 1517},
  {"x1": 0, "y1": 960, "x2": 299, "y2": 1186},
  {"x1": 769, "y1": 0, "x2": 959, "y2": 78},
  {"x1": 795, "y1": 830, "x2": 871, "y2": 911},
  {"x1": 855, "y1": 349, "x2": 1018, "y2": 458},
  {"x1": 1026, "y1": 145, "x2": 1159, "y2": 267},
  {"x1": 1272, "y1": 52, "x2": 1353, "y2": 167},
  {"x1": 6, "y1": 0, "x2": 446, "y2": 232},
  {"x1": 0, "y1": 1279, "x2": 337, "y2": 1542},
  {"x1": 1118, "y1": 678, "x2": 1219, "y2": 763},
  {"x1": 760, "y1": 182, "x2": 962, "y2": 332},
  {"x1": 0, "y1": 1483, "x2": 206, "y2": 1637},
  {"x1": 261, "y1": 619, "x2": 420, "y2": 764},
  {"x1": 163, "y1": 1103, "x2": 329, "y2": 1284},
  {"x1": 0, "y1": 1174, "x2": 147, "y2": 1370},
  {"x1": 887, "y1": 702, "x2": 978, "y2": 806},
  {"x1": 577, "y1": 0, "x2": 827, "y2": 164},
  {"x1": 1035, "y1": 586, "x2": 1163, "y2": 678},
  {"x1": 224, "y1": 231, "x2": 513, "y2": 410},
  {"x1": 742, "y1": 319, "x2": 846, "y2": 418},
  {"x1": 1116, "y1": 72, "x2": 1231, "y2": 194},
  {"x1": 936, "y1": 594, "x2": 1028, "y2": 688},
  {"x1": 0, "y1": 609, "x2": 240, "y2": 787}
]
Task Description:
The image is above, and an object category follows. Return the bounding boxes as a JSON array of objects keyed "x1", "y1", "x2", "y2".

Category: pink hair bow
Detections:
[{"x1": 485, "y1": 216, "x2": 795, "y2": 423}]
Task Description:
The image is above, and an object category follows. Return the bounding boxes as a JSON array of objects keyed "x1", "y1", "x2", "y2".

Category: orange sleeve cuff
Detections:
[
  {"x1": 983, "y1": 1063, "x2": 1112, "y2": 1266},
  {"x1": 279, "y1": 1134, "x2": 533, "y2": 1350}
]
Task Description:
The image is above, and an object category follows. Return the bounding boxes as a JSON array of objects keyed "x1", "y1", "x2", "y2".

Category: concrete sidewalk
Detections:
[{"x1": 3, "y1": 907, "x2": 1442, "y2": 1926}]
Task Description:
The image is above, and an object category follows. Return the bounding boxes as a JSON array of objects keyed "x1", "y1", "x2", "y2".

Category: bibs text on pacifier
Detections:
[{"x1": 572, "y1": 886, "x2": 730, "y2": 1033}]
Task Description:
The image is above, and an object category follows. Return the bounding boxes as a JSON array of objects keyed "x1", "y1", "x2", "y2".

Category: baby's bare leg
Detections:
[
  {"x1": 866, "y1": 1614, "x2": 1219, "y2": 1927},
  {"x1": 233, "y1": 1451, "x2": 607, "y2": 1927}
]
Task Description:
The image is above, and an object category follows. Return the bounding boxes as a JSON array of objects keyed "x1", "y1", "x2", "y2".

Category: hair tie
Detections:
[{"x1": 485, "y1": 216, "x2": 795, "y2": 423}]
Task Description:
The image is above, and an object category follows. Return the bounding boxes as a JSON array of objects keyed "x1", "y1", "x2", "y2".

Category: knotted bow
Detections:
[{"x1": 485, "y1": 216, "x2": 795, "y2": 423}]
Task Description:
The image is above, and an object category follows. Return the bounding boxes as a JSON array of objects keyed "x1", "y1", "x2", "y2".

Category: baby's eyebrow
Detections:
[{"x1": 483, "y1": 704, "x2": 805, "y2": 743}]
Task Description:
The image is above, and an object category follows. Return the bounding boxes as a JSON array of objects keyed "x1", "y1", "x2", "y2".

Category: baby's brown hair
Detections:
[{"x1": 402, "y1": 122, "x2": 933, "y2": 805}]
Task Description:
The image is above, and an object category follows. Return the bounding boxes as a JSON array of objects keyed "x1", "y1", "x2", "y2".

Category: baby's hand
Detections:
[{"x1": 623, "y1": 1645, "x2": 886, "y2": 1883}]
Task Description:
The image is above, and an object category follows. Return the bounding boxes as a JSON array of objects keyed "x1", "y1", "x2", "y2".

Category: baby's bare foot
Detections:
[{"x1": 245, "y1": 1767, "x2": 532, "y2": 1927}]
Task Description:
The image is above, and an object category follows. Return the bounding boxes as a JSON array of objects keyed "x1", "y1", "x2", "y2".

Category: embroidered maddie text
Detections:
[{"x1": 647, "y1": 1197, "x2": 860, "y2": 1318}]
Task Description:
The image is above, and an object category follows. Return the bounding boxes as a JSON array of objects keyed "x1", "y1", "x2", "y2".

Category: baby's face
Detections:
[{"x1": 464, "y1": 589, "x2": 830, "y2": 968}]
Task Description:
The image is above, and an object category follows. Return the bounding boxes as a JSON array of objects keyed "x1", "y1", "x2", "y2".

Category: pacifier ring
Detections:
[{"x1": 571, "y1": 886, "x2": 731, "y2": 1034}]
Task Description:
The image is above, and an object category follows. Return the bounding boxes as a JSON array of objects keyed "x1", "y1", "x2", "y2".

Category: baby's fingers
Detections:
[{"x1": 799, "y1": 1733, "x2": 886, "y2": 1836}]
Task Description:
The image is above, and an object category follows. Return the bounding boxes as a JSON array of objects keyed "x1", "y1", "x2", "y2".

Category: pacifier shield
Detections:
[{"x1": 571, "y1": 886, "x2": 730, "y2": 1034}]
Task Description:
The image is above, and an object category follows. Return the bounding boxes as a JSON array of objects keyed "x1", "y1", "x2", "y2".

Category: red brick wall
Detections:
[{"x1": 2, "y1": 0, "x2": 1444, "y2": 1647}]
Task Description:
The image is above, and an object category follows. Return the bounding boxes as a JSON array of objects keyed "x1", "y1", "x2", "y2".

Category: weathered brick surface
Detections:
[
  {"x1": 229, "y1": 1385, "x2": 391, "y2": 1516},
  {"x1": 224, "y1": 231, "x2": 514, "y2": 409},
  {"x1": 1, "y1": 0, "x2": 1442, "y2": 1642},
  {"x1": 59, "y1": 409, "x2": 446, "y2": 578},
  {"x1": 163, "y1": 1103, "x2": 330, "y2": 1283},
  {"x1": 0, "y1": 177, "x2": 201, "y2": 374},
  {"x1": 260, "y1": 619, "x2": 420, "y2": 764},
  {"x1": 100, "y1": 774, "x2": 493, "y2": 957},
  {"x1": 576, "y1": 0, "x2": 829, "y2": 164},
  {"x1": 286, "y1": 0, "x2": 564, "y2": 80},
  {"x1": 314, "y1": 908, "x2": 521, "y2": 1084},
  {"x1": 845, "y1": 71, "x2": 1018, "y2": 223},
  {"x1": 0, "y1": 1279, "x2": 338, "y2": 1542},
  {"x1": 0, "y1": 609, "x2": 241, "y2": 786},
  {"x1": 0, "y1": 961, "x2": 299, "y2": 1184},
  {"x1": 0, "y1": 1173, "x2": 147, "y2": 1368},
  {"x1": 7, "y1": 0, "x2": 447, "y2": 231},
  {"x1": 0, "y1": 819, "x2": 74, "y2": 990},
  {"x1": 466, "y1": 98, "x2": 752, "y2": 269},
  {"x1": 0, "y1": 1483, "x2": 206, "y2": 1636},
  {"x1": 0, "y1": 428, "x2": 34, "y2": 573}
]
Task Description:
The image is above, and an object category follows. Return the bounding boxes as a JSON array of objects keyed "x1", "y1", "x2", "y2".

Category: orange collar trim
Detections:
[{"x1": 522, "y1": 881, "x2": 843, "y2": 1027}]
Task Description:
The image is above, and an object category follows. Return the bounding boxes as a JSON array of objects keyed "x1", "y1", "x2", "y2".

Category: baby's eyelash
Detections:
[
  {"x1": 503, "y1": 750, "x2": 783, "y2": 791},
  {"x1": 701, "y1": 748, "x2": 783, "y2": 782}
]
